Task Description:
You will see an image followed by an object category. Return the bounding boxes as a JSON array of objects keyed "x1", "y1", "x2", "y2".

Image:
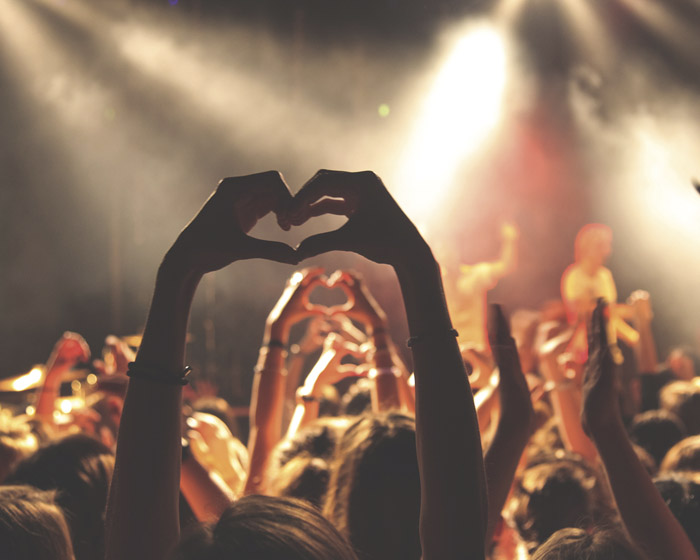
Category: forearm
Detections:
[
  {"x1": 35, "y1": 370, "x2": 66, "y2": 423},
  {"x1": 540, "y1": 356, "x2": 597, "y2": 463},
  {"x1": 106, "y1": 258, "x2": 201, "y2": 560},
  {"x1": 483, "y1": 395, "x2": 532, "y2": 548},
  {"x1": 592, "y1": 423, "x2": 700, "y2": 560},
  {"x1": 634, "y1": 321, "x2": 658, "y2": 374},
  {"x1": 370, "y1": 332, "x2": 402, "y2": 411},
  {"x1": 496, "y1": 234, "x2": 517, "y2": 277},
  {"x1": 394, "y1": 251, "x2": 487, "y2": 560},
  {"x1": 181, "y1": 452, "x2": 235, "y2": 523},
  {"x1": 245, "y1": 347, "x2": 287, "y2": 495}
]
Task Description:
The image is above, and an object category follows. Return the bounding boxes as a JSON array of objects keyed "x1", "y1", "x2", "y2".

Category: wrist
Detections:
[
  {"x1": 158, "y1": 251, "x2": 203, "y2": 288},
  {"x1": 264, "y1": 321, "x2": 289, "y2": 345}
]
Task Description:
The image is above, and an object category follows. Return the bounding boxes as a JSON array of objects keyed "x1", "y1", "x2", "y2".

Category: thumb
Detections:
[
  {"x1": 242, "y1": 236, "x2": 298, "y2": 265},
  {"x1": 296, "y1": 226, "x2": 353, "y2": 261}
]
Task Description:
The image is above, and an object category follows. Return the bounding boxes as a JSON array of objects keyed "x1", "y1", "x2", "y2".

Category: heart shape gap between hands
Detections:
[{"x1": 247, "y1": 211, "x2": 349, "y2": 251}]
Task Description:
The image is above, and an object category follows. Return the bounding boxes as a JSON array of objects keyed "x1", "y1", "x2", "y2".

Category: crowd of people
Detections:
[{"x1": 1, "y1": 170, "x2": 699, "y2": 560}]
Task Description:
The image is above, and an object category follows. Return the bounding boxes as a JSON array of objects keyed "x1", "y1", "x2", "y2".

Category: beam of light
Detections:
[
  {"x1": 631, "y1": 127, "x2": 700, "y2": 237},
  {"x1": 494, "y1": 0, "x2": 528, "y2": 25},
  {"x1": 0, "y1": 0, "x2": 50, "y2": 78},
  {"x1": 618, "y1": 0, "x2": 700, "y2": 55},
  {"x1": 559, "y1": 0, "x2": 614, "y2": 68},
  {"x1": 394, "y1": 23, "x2": 508, "y2": 223}
]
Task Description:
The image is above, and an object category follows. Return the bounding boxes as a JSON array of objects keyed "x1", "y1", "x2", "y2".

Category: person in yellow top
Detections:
[
  {"x1": 561, "y1": 223, "x2": 639, "y2": 364},
  {"x1": 444, "y1": 222, "x2": 519, "y2": 353}
]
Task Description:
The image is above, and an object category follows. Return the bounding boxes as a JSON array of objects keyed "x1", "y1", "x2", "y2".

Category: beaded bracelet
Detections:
[
  {"x1": 127, "y1": 361, "x2": 192, "y2": 386},
  {"x1": 406, "y1": 328, "x2": 459, "y2": 348}
]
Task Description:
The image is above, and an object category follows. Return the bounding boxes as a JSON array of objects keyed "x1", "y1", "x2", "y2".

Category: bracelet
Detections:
[
  {"x1": 266, "y1": 339, "x2": 287, "y2": 350},
  {"x1": 407, "y1": 328, "x2": 459, "y2": 348},
  {"x1": 127, "y1": 362, "x2": 191, "y2": 386},
  {"x1": 296, "y1": 388, "x2": 319, "y2": 404}
]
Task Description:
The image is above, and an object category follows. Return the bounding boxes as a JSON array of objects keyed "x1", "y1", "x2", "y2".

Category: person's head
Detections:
[
  {"x1": 660, "y1": 381, "x2": 700, "y2": 435},
  {"x1": 667, "y1": 347, "x2": 700, "y2": 381},
  {"x1": 341, "y1": 378, "x2": 373, "y2": 416},
  {"x1": 174, "y1": 495, "x2": 357, "y2": 560},
  {"x1": 525, "y1": 417, "x2": 565, "y2": 463},
  {"x1": 531, "y1": 527, "x2": 645, "y2": 560},
  {"x1": 272, "y1": 417, "x2": 351, "y2": 472},
  {"x1": 325, "y1": 412, "x2": 421, "y2": 560},
  {"x1": 628, "y1": 409, "x2": 686, "y2": 467},
  {"x1": 7, "y1": 434, "x2": 114, "y2": 560},
  {"x1": 574, "y1": 224, "x2": 612, "y2": 267},
  {"x1": 660, "y1": 435, "x2": 700, "y2": 474},
  {"x1": 509, "y1": 452, "x2": 612, "y2": 552},
  {"x1": 268, "y1": 456, "x2": 331, "y2": 509},
  {"x1": 653, "y1": 474, "x2": 700, "y2": 554},
  {"x1": 0, "y1": 485, "x2": 74, "y2": 560}
]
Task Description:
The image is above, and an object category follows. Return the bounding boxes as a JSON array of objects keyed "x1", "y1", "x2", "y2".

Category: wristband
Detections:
[
  {"x1": 407, "y1": 328, "x2": 459, "y2": 348},
  {"x1": 127, "y1": 362, "x2": 191, "y2": 386},
  {"x1": 296, "y1": 388, "x2": 318, "y2": 404},
  {"x1": 266, "y1": 339, "x2": 287, "y2": 350}
]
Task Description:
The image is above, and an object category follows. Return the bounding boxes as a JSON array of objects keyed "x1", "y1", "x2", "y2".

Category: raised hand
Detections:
[
  {"x1": 102, "y1": 335, "x2": 136, "y2": 376},
  {"x1": 487, "y1": 305, "x2": 532, "y2": 417},
  {"x1": 286, "y1": 170, "x2": 429, "y2": 266},
  {"x1": 47, "y1": 331, "x2": 91, "y2": 371},
  {"x1": 298, "y1": 333, "x2": 368, "y2": 400},
  {"x1": 265, "y1": 268, "x2": 329, "y2": 342},
  {"x1": 327, "y1": 269, "x2": 387, "y2": 332},
  {"x1": 168, "y1": 171, "x2": 298, "y2": 273},
  {"x1": 581, "y1": 299, "x2": 619, "y2": 436},
  {"x1": 483, "y1": 304, "x2": 534, "y2": 548}
]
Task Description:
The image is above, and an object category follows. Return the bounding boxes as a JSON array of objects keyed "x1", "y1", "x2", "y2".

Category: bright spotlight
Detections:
[{"x1": 395, "y1": 23, "x2": 507, "y2": 222}]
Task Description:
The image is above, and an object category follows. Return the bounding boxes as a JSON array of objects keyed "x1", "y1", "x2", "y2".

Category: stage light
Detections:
[
  {"x1": 618, "y1": 0, "x2": 700, "y2": 54},
  {"x1": 633, "y1": 129, "x2": 700, "y2": 237},
  {"x1": 395, "y1": 23, "x2": 507, "y2": 222}
]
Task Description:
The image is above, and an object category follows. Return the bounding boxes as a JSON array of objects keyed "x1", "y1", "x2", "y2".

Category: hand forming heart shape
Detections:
[{"x1": 169, "y1": 169, "x2": 429, "y2": 275}]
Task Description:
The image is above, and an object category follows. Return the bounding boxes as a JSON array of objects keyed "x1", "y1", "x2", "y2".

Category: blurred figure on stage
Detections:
[
  {"x1": 561, "y1": 223, "x2": 639, "y2": 364},
  {"x1": 443, "y1": 222, "x2": 519, "y2": 355}
]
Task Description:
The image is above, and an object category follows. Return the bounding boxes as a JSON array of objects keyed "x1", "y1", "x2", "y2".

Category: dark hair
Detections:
[
  {"x1": 7, "y1": 434, "x2": 114, "y2": 560},
  {"x1": 269, "y1": 456, "x2": 331, "y2": 509},
  {"x1": 324, "y1": 412, "x2": 421, "y2": 560},
  {"x1": 341, "y1": 378, "x2": 373, "y2": 416},
  {"x1": 532, "y1": 527, "x2": 645, "y2": 560},
  {"x1": 660, "y1": 381, "x2": 700, "y2": 436},
  {"x1": 510, "y1": 452, "x2": 612, "y2": 551},
  {"x1": 629, "y1": 409, "x2": 686, "y2": 467},
  {"x1": 661, "y1": 435, "x2": 700, "y2": 474},
  {"x1": 653, "y1": 474, "x2": 700, "y2": 553},
  {"x1": 174, "y1": 495, "x2": 357, "y2": 560},
  {"x1": 0, "y1": 485, "x2": 74, "y2": 560},
  {"x1": 272, "y1": 417, "x2": 351, "y2": 471}
]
